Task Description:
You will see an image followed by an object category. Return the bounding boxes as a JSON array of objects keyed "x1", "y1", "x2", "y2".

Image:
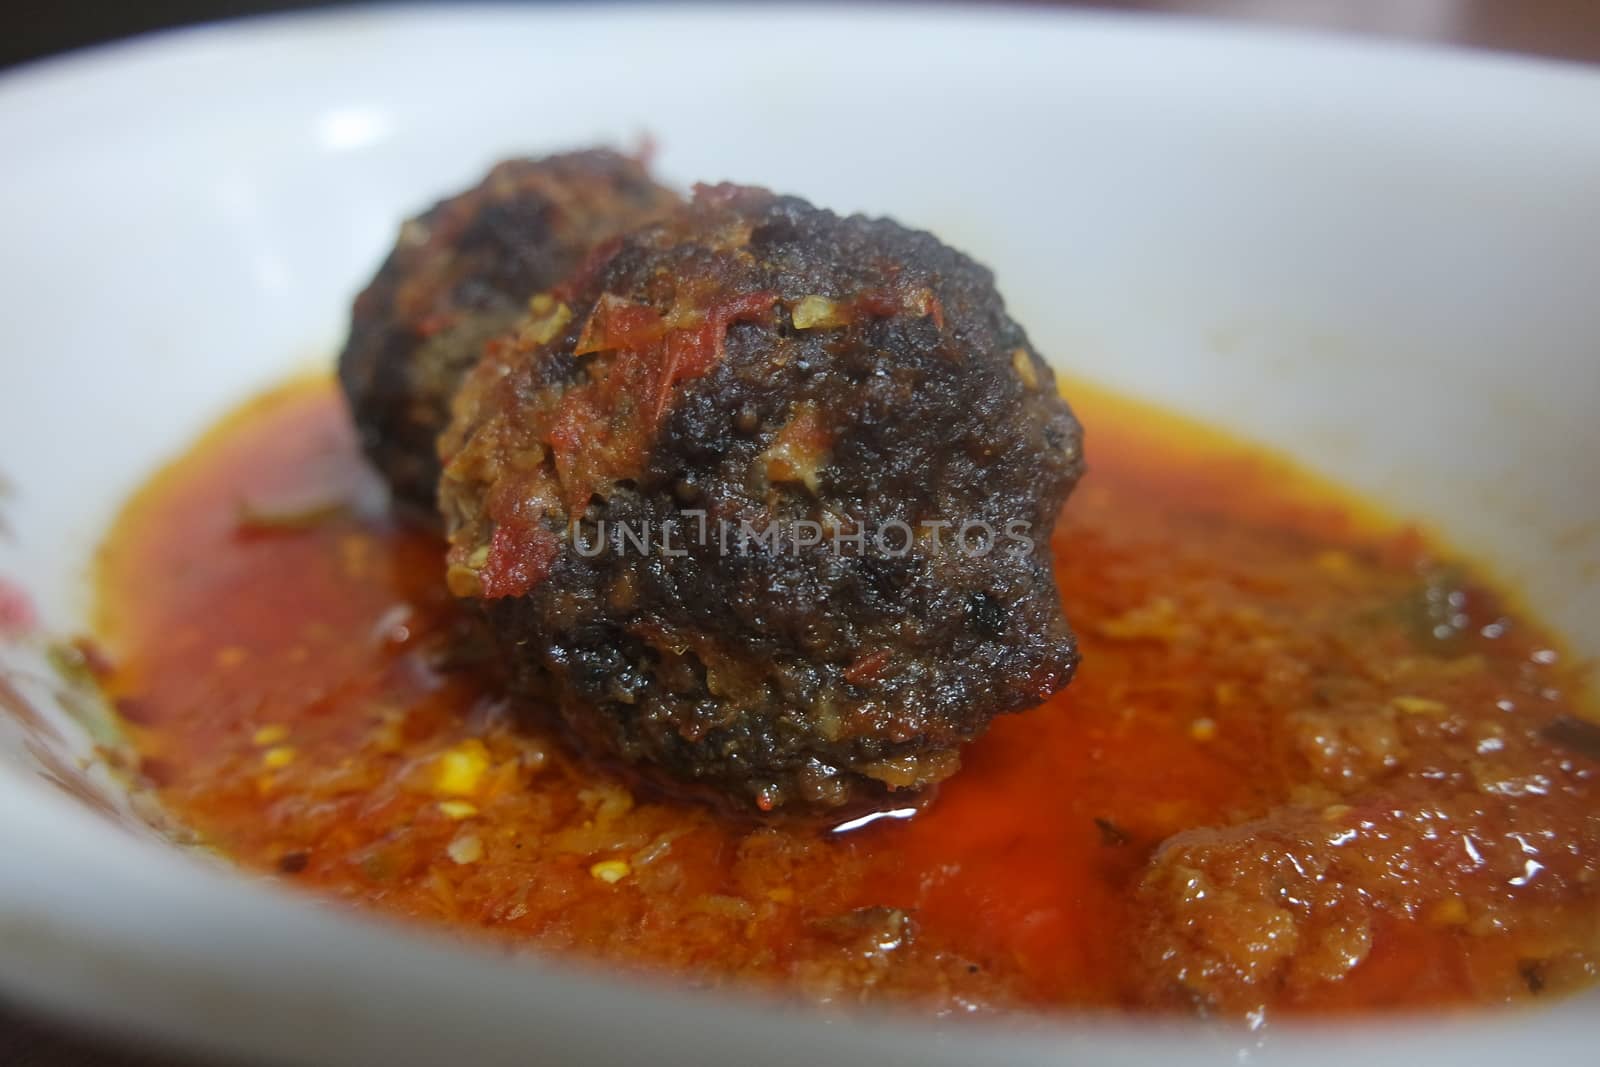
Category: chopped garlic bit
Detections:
[
  {"x1": 438, "y1": 800, "x2": 479, "y2": 820},
  {"x1": 445, "y1": 562, "x2": 483, "y2": 599},
  {"x1": 445, "y1": 545, "x2": 495, "y2": 599},
  {"x1": 434, "y1": 738, "x2": 491, "y2": 797},
  {"x1": 447, "y1": 834, "x2": 483, "y2": 865},
  {"x1": 590, "y1": 859, "x2": 631, "y2": 884},
  {"x1": 252, "y1": 724, "x2": 288, "y2": 747},
  {"x1": 1429, "y1": 898, "x2": 1469, "y2": 926},
  {"x1": 520, "y1": 294, "x2": 573, "y2": 346},
  {"x1": 508, "y1": 443, "x2": 548, "y2": 472},
  {"x1": 262, "y1": 745, "x2": 297, "y2": 770},
  {"x1": 903, "y1": 288, "x2": 938, "y2": 318},
  {"x1": 859, "y1": 749, "x2": 959, "y2": 790},
  {"x1": 791, "y1": 295, "x2": 847, "y2": 330},
  {"x1": 1011, "y1": 348, "x2": 1039, "y2": 390},
  {"x1": 1189, "y1": 717, "x2": 1218, "y2": 742},
  {"x1": 1393, "y1": 695, "x2": 1448, "y2": 716}
]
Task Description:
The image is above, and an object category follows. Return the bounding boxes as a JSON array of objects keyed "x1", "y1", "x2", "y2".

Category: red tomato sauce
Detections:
[{"x1": 93, "y1": 377, "x2": 1600, "y2": 1020}]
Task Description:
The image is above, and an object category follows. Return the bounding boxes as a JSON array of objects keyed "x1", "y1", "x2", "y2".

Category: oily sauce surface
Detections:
[{"x1": 95, "y1": 379, "x2": 1600, "y2": 1018}]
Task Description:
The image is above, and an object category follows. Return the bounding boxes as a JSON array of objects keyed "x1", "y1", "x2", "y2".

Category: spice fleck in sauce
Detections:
[{"x1": 94, "y1": 378, "x2": 1600, "y2": 1019}]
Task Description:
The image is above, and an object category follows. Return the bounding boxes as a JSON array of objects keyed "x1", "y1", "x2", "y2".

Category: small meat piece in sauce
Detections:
[
  {"x1": 437, "y1": 185, "x2": 1085, "y2": 811},
  {"x1": 1134, "y1": 695, "x2": 1600, "y2": 1014},
  {"x1": 338, "y1": 149, "x2": 681, "y2": 512}
]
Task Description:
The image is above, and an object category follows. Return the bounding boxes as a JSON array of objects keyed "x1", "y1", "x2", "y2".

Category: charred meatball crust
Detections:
[
  {"x1": 337, "y1": 149, "x2": 680, "y2": 511},
  {"x1": 439, "y1": 184, "x2": 1085, "y2": 811}
]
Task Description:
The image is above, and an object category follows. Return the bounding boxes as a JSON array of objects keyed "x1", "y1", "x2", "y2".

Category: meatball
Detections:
[
  {"x1": 438, "y1": 185, "x2": 1084, "y2": 811},
  {"x1": 337, "y1": 149, "x2": 681, "y2": 511}
]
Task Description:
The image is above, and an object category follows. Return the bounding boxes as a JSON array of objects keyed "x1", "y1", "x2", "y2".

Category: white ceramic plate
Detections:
[{"x1": 1, "y1": 4, "x2": 1597, "y2": 1065}]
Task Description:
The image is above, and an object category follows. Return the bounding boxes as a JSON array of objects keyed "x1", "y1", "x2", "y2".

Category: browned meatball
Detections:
[
  {"x1": 337, "y1": 149, "x2": 680, "y2": 512},
  {"x1": 438, "y1": 185, "x2": 1084, "y2": 811}
]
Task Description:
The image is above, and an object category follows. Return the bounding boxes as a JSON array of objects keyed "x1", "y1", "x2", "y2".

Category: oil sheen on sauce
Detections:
[{"x1": 93, "y1": 377, "x2": 1600, "y2": 1019}]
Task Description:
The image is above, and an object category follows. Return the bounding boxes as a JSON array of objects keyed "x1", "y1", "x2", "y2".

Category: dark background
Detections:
[{"x1": 3, "y1": 1, "x2": 1597, "y2": 1064}]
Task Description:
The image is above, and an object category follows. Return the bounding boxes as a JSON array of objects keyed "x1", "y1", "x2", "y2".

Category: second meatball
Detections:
[{"x1": 338, "y1": 149, "x2": 681, "y2": 512}]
